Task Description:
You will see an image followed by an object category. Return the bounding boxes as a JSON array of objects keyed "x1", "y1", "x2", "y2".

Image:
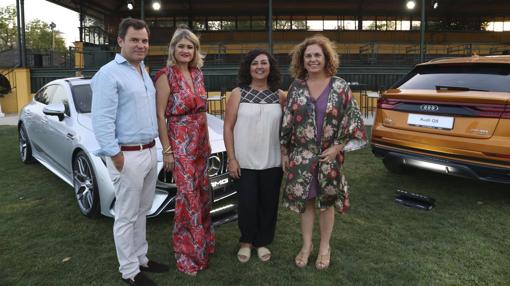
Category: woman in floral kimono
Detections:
[{"x1": 280, "y1": 35, "x2": 366, "y2": 270}]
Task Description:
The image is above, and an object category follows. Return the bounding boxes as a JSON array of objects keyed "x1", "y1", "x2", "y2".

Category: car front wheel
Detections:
[
  {"x1": 73, "y1": 151, "x2": 100, "y2": 218},
  {"x1": 18, "y1": 123, "x2": 35, "y2": 164}
]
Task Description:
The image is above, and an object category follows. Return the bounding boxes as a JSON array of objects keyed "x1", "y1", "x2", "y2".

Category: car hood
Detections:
[
  {"x1": 206, "y1": 114, "x2": 226, "y2": 153},
  {"x1": 77, "y1": 113, "x2": 226, "y2": 153}
]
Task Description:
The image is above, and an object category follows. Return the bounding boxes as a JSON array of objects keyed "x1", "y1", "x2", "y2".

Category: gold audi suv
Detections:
[{"x1": 371, "y1": 55, "x2": 510, "y2": 184}]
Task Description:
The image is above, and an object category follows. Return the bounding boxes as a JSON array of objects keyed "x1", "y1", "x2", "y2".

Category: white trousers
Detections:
[{"x1": 106, "y1": 146, "x2": 158, "y2": 279}]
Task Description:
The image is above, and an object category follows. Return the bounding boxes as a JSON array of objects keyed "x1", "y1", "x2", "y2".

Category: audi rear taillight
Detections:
[
  {"x1": 377, "y1": 98, "x2": 399, "y2": 110},
  {"x1": 471, "y1": 105, "x2": 510, "y2": 119},
  {"x1": 376, "y1": 97, "x2": 510, "y2": 119},
  {"x1": 504, "y1": 105, "x2": 510, "y2": 119},
  {"x1": 483, "y1": 152, "x2": 510, "y2": 160}
]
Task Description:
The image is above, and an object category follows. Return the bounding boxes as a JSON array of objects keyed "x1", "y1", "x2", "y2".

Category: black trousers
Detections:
[{"x1": 235, "y1": 167, "x2": 283, "y2": 247}]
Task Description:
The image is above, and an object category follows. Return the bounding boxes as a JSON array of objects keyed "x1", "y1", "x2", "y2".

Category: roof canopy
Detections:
[{"x1": 47, "y1": 0, "x2": 510, "y2": 19}]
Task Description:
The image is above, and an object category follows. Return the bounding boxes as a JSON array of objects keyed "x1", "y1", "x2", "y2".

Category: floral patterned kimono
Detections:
[{"x1": 280, "y1": 76, "x2": 367, "y2": 213}]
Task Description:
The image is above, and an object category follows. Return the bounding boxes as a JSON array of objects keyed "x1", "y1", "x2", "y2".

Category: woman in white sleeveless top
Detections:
[{"x1": 224, "y1": 49, "x2": 285, "y2": 263}]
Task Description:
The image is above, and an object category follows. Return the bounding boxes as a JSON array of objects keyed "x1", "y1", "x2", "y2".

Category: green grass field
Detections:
[{"x1": 1, "y1": 125, "x2": 509, "y2": 286}]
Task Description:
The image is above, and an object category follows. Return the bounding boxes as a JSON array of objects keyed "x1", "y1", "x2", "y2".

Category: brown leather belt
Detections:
[{"x1": 120, "y1": 140, "x2": 155, "y2": 151}]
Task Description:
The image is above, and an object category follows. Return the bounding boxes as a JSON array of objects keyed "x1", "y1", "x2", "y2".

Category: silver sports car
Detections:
[{"x1": 18, "y1": 77, "x2": 237, "y2": 224}]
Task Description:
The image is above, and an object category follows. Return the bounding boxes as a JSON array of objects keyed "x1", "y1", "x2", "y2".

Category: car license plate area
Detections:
[
  {"x1": 209, "y1": 173, "x2": 231, "y2": 190},
  {"x1": 407, "y1": 113, "x2": 454, "y2": 130}
]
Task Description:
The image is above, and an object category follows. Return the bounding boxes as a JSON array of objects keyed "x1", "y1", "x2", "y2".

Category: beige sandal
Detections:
[
  {"x1": 257, "y1": 247, "x2": 271, "y2": 262},
  {"x1": 237, "y1": 246, "x2": 251, "y2": 263},
  {"x1": 315, "y1": 247, "x2": 331, "y2": 270},
  {"x1": 295, "y1": 244, "x2": 313, "y2": 268}
]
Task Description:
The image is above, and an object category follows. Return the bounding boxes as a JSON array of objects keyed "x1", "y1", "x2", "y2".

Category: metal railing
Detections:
[
  {"x1": 29, "y1": 64, "x2": 412, "y2": 94},
  {"x1": 447, "y1": 44, "x2": 473, "y2": 55},
  {"x1": 25, "y1": 49, "x2": 75, "y2": 68},
  {"x1": 489, "y1": 44, "x2": 510, "y2": 55},
  {"x1": 81, "y1": 26, "x2": 114, "y2": 46}
]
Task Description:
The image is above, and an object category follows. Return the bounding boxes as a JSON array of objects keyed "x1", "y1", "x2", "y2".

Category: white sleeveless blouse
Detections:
[{"x1": 234, "y1": 87, "x2": 282, "y2": 170}]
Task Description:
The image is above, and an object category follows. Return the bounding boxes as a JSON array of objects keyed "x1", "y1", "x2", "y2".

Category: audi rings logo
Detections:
[
  {"x1": 207, "y1": 155, "x2": 222, "y2": 177},
  {"x1": 419, "y1": 104, "x2": 439, "y2": 112}
]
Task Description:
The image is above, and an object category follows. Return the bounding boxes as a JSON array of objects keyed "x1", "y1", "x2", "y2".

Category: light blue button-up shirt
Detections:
[{"x1": 91, "y1": 54, "x2": 158, "y2": 157}]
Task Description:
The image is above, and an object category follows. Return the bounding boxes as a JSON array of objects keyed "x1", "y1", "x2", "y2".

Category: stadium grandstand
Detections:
[
  {"x1": 48, "y1": 0, "x2": 510, "y2": 64},
  {"x1": 2, "y1": 0, "x2": 510, "y2": 114}
]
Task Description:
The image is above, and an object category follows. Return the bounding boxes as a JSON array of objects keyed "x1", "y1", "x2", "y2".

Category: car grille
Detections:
[
  {"x1": 155, "y1": 150, "x2": 237, "y2": 218},
  {"x1": 157, "y1": 151, "x2": 229, "y2": 187},
  {"x1": 207, "y1": 151, "x2": 228, "y2": 177}
]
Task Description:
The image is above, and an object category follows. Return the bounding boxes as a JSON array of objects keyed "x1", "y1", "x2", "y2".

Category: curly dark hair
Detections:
[{"x1": 237, "y1": 49, "x2": 281, "y2": 92}]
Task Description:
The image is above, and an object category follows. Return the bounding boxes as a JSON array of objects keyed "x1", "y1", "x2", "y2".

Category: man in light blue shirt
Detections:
[{"x1": 91, "y1": 18, "x2": 168, "y2": 286}]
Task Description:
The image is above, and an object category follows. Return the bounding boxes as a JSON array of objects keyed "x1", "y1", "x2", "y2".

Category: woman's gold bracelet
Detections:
[{"x1": 163, "y1": 146, "x2": 173, "y2": 155}]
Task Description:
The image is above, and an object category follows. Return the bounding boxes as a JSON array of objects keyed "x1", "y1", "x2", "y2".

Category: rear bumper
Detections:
[{"x1": 372, "y1": 145, "x2": 510, "y2": 184}]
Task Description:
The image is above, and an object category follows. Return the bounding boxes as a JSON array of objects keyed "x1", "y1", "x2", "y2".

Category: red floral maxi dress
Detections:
[{"x1": 154, "y1": 65, "x2": 215, "y2": 274}]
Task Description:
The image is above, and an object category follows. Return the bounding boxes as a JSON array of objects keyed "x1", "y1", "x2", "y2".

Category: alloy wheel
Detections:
[
  {"x1": 19, "y1": 128, "x2": 28, "y2": 161},
  {"x1": 73, "y1": 152, "x2": 99, "y2": 217},
  {"x1": 18, "y1": 124, "x2": 34, "y2": 163}
]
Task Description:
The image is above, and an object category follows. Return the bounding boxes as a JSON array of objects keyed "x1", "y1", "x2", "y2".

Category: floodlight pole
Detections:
[
  {"x1": 18, "y1": 0, "x2": 27, "y2": 67},
  {"x1": 79, "y1": 2, "x2": 83, "y2": 42},
  {"x1": 420, "y1": 0, "x2": 425, "y2": 62},
  {"x1": 50, "y1": 22, "x2": 56, "y2": 51},
  {"x1": 16, "y1": 0, "x2": 22, "y2": 66},
  {"x1": 50, "y1": 22, "x2": 56, "y2": 66},
  {"x1": 19, "y1": 0, "x2": 27, "y2": 67}
]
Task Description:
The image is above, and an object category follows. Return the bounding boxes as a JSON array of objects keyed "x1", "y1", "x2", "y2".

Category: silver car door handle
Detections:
[
  {"x1": 41, "y1": 117, "x2": 48, "y2": 124},
  {"x1": 66, "y1": 133, "x2": 75, "y2": 140}
]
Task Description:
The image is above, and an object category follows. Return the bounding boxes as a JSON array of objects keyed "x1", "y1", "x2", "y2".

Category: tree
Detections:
[
  {"x1": 0, "y1": 5, "x2": 17, "y2": 51},
  {"x1": 25, "y1": 19, "x2": 66, "y2": 51},
  {"x1": 0, "y1": 5, "x2": 66, "y2": 52}
]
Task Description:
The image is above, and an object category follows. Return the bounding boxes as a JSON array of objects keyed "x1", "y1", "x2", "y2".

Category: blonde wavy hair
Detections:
[
  {"x1": 289, "y1": 34, "x2": 339, "y2": 80},
  {"x1": 166, "y1": 26, "x2": 204, "y2": 68}
]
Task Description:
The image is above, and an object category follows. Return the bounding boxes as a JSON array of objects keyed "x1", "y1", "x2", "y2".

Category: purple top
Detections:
[{"x1": 308, "y1": 81, "x2": 331, "y2": 199}]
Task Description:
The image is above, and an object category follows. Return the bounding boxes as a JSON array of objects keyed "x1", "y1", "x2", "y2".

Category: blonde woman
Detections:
[
  {"x1": 280, "y1": 35, "x2": 366, "y2": 270},
  {"x1": 154, "y1": 27, "x2": 213, "y2": 276}
]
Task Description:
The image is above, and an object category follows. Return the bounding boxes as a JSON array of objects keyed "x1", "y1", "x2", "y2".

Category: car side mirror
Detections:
[{"x1": 43, "y1": 103, "x2": 66, "y2": 121}]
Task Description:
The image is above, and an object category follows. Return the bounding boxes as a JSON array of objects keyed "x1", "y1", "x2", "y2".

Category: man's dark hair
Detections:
[
  {"x1": 118, "y1": 18, "x2": 150, "y2": 39},
  {"x1": 238, "y1": 49, "x2": 281, "y2": 92}
]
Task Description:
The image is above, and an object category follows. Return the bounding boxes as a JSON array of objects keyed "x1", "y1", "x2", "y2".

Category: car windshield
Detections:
[
  {"x1": 72, "y1": 84, "x2": 92, "y2": 113},
  {"x1": 394, "y1": 63, "x2": 510, "y2": 92}
]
